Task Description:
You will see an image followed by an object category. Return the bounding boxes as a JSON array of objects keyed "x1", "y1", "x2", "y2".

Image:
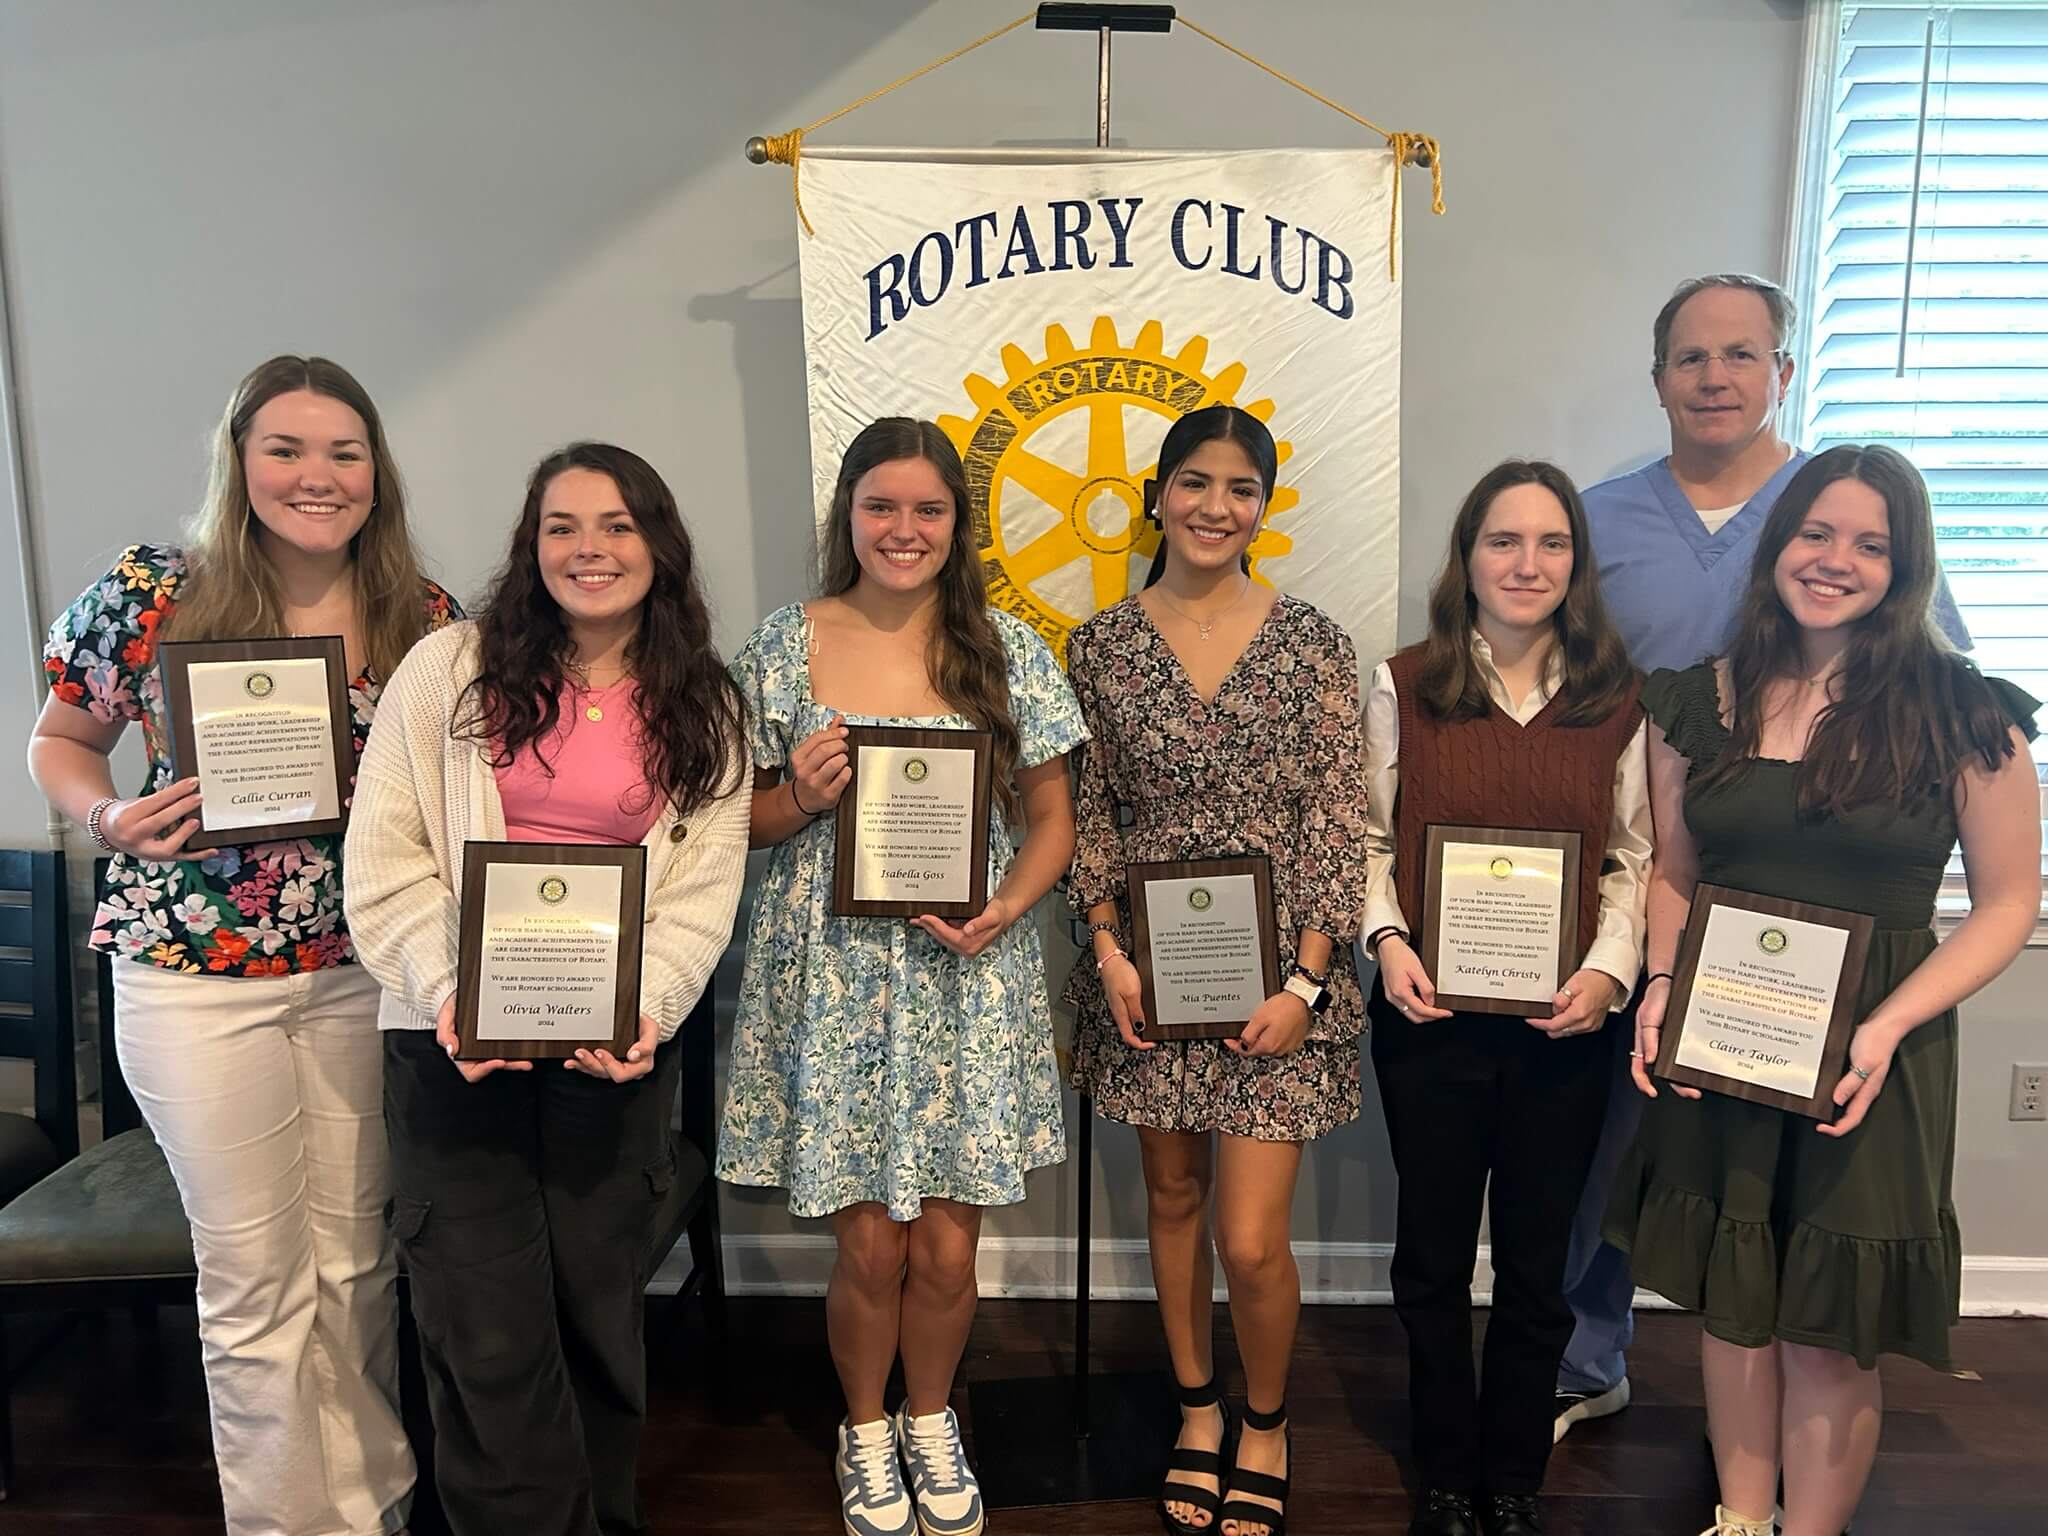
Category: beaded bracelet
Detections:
[{"x1": 85, "y1": 796, "x2": 119, "y2": 853}]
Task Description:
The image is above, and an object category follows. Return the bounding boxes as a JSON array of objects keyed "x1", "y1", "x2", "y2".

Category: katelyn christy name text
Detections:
[{"x1": 1452, "y1": 963, "x2": 1542, "y2": 982}]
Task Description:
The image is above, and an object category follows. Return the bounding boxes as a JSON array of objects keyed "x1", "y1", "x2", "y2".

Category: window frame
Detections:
[{"x1": 1782, "y1": 0, "x2": 2048, "y2": 944}]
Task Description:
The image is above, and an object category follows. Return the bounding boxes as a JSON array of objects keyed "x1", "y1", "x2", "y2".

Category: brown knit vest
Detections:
[{"x1": 1387, "y1": 645, "x2": 1642, "y2": 964}]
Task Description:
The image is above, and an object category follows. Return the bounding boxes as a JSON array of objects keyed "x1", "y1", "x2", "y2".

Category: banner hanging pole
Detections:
[
  {"x1": 1098, "y1": 24, "x2": 1111, "y2": 149},
  {"x1": 1033, "y1": 0, "x2": 1176, "y2": 1457},
  {"x1": 963, "y1": 2, "x2": 1186, "y2": 1512}
]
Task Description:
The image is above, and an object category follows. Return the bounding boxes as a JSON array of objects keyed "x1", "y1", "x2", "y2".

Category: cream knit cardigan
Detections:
[{"x1": 342, "y1": 621, "x2": 750, "y2": 1041}]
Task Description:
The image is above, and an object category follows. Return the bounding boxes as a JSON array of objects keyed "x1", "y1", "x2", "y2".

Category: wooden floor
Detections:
[{"x1": 2, "y1": 1296, "x2": 2045, "y2": 1533}]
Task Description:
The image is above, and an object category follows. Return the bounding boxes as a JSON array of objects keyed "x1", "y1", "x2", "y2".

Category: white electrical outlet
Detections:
[{"x1": 2012, "y1": 1065, "x2": 2048, "y2": 1122}]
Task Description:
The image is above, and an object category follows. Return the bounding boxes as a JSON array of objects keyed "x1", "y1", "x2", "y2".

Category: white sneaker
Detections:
[
  {"x1": 894, "y1": 1404, "x2": 986, "y2": 1536},
  {"x1": 1552, "y1": 1376, "x2": 1631, "y2": 1443},
  {"x1": 837, "y1": 1417, "x2": 916, "y2": 1536}
]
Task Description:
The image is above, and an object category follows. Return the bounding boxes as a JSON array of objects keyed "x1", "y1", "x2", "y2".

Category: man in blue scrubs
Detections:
[{"x1": 1556, "y1": 273, "x2": 1969, "y2": 1442}]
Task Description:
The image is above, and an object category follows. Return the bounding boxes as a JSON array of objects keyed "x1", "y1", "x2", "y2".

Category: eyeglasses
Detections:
[{"x1": 1661, "y1": 346, "x2": 1787, "y2": 379}]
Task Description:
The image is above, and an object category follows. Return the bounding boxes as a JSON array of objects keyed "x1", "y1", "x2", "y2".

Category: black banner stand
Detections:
[
  {"x1": 965, "y1": 1083, "x2": 1175, "y2": 1507},
  {"x1": 969, "y1": 0, "x2": 1182, "y2": 1433}
]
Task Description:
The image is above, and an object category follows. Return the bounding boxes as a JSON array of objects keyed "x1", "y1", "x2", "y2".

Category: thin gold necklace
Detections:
[
  {"x1": 1154, "y1": 575, "x2": 1252, "y2": 641},
  {"x1": 565, "y1": 658, "x2": 631, "y2": 722}
]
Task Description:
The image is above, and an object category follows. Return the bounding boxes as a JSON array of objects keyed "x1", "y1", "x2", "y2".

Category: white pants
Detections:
[{"x1": 113, "y1": 959, "x2": 413, "y2": 1536}]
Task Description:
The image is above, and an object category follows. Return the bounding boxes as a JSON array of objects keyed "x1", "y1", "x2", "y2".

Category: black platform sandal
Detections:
[
  {"x1": 1219, "y1": 1400, "x2": 1290, "y2": 1536},
  {"x1": 1159, "y1": 1377, "x2": 1235, "y2": 1535}
]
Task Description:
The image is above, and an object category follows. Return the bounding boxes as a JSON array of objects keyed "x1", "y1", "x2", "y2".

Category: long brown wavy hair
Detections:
[
  {"x1": 817, "y1": 418, "x2": 1022, "y2": 821},
  {"x1": 1701, "y1": 444, "x2": 2018, "y2": 816},
  {"x1": 1417, "y1": 459, "x2": 1637, "y2": 725},
  {"x1": 454, "y1": 443, "x2": 746, "y2": 820},
  {"x1": 163, "y1": 355, "x2": 429, "y2": 679}
]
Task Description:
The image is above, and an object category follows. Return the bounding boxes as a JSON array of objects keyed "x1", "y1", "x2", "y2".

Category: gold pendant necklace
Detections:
[{"x1": 566, "y1": 657, "x2": 627, "y2": 723}]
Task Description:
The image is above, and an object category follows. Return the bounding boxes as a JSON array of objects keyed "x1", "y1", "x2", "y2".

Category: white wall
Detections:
[{"x1": 4, "y1": 0, "x2": 2042, "y2": 1284}]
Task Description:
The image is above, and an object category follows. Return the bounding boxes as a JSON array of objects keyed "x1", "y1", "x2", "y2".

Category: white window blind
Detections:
[{"x1": 1793, "y1": 1, "x2": 2048, "y2": 937}]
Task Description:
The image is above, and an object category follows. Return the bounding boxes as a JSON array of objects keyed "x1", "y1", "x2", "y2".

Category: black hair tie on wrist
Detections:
[{"x1": 790, "y1": 781, "x2": 820, "y2": 817}]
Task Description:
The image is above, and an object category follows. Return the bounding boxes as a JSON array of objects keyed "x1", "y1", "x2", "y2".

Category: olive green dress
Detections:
[{"x1": 1604, "y1": 662, "x2": 2039, "y2": 1369}]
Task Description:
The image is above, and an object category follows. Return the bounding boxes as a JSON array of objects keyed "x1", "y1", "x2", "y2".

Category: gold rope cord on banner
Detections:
[
  {"x1": 749, "y1": 10, "x2": 1442, "y2": 278},
  {"x1": 1174, "y1": 15, "x2": 1443, "y2": 279},
  {"x1": 752, "y1": 11, "x2": 1038, "y2": 236}
]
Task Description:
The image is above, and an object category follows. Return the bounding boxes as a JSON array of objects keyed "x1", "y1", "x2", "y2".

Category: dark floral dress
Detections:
[
  {"x1": 1065, "y1": 594, "x2": 1371, "y2": 1141},
  {"x1": 42, "y1": 542, "x2": 462, "y2": 977}
]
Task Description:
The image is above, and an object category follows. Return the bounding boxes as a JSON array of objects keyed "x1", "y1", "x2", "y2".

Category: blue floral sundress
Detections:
[{"x1": 716, "y1": 603, "x2": 1088, "y2": 1221}]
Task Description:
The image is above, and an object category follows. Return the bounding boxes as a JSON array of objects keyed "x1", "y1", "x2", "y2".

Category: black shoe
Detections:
[
  {"x1": 1219, "y1": 1401, "x2": 1289, "y2": 1536},
  {"x1": 1411, "y1": 1487, "x2": 1479, "y2": 1536},
  {"x1": 1157, "y1": 1376, "x2": 1233, "y2": 1536},
  {"x1": 1481, "y1": 1492, "x2": 1544, "y2": 1535}
]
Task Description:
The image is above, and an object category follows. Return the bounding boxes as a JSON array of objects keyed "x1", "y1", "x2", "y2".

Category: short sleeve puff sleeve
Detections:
[
  {"x1": 994, "y1": 611, "x2": 1088, "y2": 768},
  {"x1": 730, "y1": 603, "x2": 805, "y2": 772}
]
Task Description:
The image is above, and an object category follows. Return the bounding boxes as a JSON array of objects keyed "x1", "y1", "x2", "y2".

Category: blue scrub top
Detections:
[{"x1": 1584, "y1": 452, "x2": 1970, "y2": 674}]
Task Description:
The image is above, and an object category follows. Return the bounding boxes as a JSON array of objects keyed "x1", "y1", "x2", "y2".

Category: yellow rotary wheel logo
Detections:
[{"x1": 939, "y1": 317, "x2": 1299, "y2": 665}]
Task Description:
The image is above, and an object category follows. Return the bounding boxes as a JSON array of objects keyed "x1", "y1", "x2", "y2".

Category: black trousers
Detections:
[
  {"x1": 1369, "y1": 981, "x2": 1613, "y2": 1495},
  {"x1": 384, "y1": 1028, "x2": 680, "y2": 1536}
]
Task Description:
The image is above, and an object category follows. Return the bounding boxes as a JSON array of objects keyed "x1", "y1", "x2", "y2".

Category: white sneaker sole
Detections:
[
  {"x1": 842, "y1": 1498, "x2": 918, "y2": 1536},
  {"x1": 1553, "y1": 1377, "x2": 1632, "y2": 1443},
  {"x1": 916, "y1": 1512, "x2": 985, "y2": 1536}
]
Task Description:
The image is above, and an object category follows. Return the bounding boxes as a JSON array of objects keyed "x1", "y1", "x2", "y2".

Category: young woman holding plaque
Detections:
[
  {"x1": 1605, "y1": 445, "x2": 2040, "y2": 1536},
  {"x1": 718, "y1": 417, "x2": 1084, "y2": 1536},
  {"x1": 343, "y1": 442, "x2": 750, "y2": 1535},
  {"x1": 1065, "y1": 404, "x2": 1369, "y2": 1536},
  {"x1": 1361, "y1": 459, "x2": 1647, "y2": 1536},
  {"x1": 26, "y1": 355, "x2": 458, "y2": 1536}
]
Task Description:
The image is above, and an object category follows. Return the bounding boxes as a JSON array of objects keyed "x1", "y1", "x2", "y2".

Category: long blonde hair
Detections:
[{"x1": 163, "y1": 355, "x2": 429, "y2": 680}]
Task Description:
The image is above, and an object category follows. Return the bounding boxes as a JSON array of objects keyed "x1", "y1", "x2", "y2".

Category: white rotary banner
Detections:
[{"x1": 794, "y1": 145, "x2": 1401, "y2": 670}]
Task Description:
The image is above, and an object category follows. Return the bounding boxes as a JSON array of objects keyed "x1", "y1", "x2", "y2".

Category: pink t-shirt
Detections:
[{"x1": 493, "y1": 680, "x2": 662, "y2": 846}]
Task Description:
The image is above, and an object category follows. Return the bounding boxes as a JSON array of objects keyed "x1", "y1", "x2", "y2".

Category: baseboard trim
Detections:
[{"x1": 676, "y1": 1236, "x2": 2048, "y2": 1318}]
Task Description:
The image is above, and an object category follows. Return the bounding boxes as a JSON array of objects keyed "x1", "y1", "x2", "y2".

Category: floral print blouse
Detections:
[
  {"x1": 1065, "y1": 594, "x2": 1372, "y2": 1044},
  {"x1": 43, "y1": 542, "x2": 462, "y2": 976}
]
